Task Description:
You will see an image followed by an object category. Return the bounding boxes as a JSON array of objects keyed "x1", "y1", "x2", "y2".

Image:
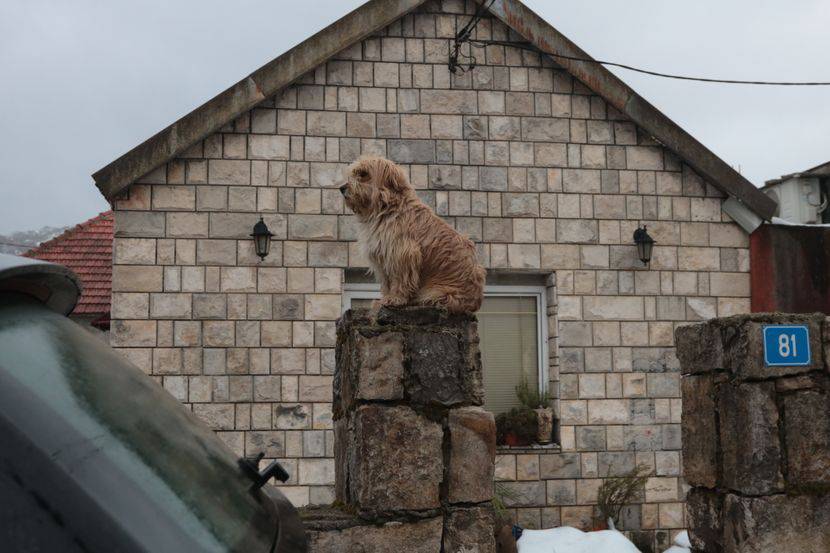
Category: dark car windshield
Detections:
[{"x1": 0, "y1": 294, "x2": 278, "y2": 552}]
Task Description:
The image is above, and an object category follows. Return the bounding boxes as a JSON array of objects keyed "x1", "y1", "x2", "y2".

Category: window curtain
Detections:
[{"x1": 477, "y1": 296, "x2": 539, "y2": 414}]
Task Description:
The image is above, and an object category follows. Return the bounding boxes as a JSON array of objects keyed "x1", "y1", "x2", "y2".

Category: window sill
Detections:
[{"x1": 497, "y1": 442, "x2": 560, "y2": 454}]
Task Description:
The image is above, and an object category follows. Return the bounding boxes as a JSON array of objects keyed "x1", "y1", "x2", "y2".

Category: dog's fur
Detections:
[{"x1": 340, "y1": 156, "x2": 486, "y2": 314}]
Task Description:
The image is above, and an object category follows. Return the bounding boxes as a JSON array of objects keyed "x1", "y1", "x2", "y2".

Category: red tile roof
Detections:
[{"x1": 25, "y1": 211, "x2": 113, "y2": 323}]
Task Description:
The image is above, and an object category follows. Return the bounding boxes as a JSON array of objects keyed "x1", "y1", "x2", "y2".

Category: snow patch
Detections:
[
  {"x1": 514, "y1": 525, "x2": 692, "y2": 553},
  {"x1": 516, "y1": 526, "x2": 641, "y2": 553},
  {"x1": 662, "y1": 530, "x2": 691, "y2": 553},
  {"x1": 674, "y1": 531, "x2": 691, "y2": 548},
  {"x1": 770, "y1": 216, "x2": 830, "y2": 227}
]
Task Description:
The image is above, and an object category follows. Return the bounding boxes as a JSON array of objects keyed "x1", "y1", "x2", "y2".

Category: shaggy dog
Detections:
[{"x1": 340, "y1": 156, "x2": 486, "y2": 314}]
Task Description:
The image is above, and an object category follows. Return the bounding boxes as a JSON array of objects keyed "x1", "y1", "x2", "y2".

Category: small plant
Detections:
[
  {"x1": 515, "y1": 375, "x2": 550, "y2": 409},
  {"x1": 596, "y1": 464, "x2": 650, "y2": 529},
  {"x1": 493, "y1": 482, "x2": 520, "y2": 525},
  {"x1": 495, "y1": 407, "x2": 537, "y2": 446}
]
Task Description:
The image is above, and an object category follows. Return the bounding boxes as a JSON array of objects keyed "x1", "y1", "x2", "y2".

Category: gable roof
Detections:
[
  {"x1": 25, "y1": 211, "x2": 113, "y2": 322},
  {"x1": 764, "y1": 159, "x2": 830, "y2": 187},
  {"x1": 93, "y1": 0, "x2": 426, "y2": 201},
  {"x1": 92, "y1": 0, "x2": 776, "y2": 220}
]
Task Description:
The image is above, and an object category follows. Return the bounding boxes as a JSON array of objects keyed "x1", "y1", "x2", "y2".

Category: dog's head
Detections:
[{"x1": 340, "y1": 156, "x2": 412, "y2": 218}]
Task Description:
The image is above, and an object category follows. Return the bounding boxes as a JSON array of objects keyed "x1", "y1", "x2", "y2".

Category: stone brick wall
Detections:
[
  {"x1": 110, "y1": 1, "x2": 751, "y2": 549},
  {"x1": 304, "y1": 307, "x2": 496, "y2": 552},
  {"x1": 676, "y1": 314, "x2": 830, "y2": 552}
]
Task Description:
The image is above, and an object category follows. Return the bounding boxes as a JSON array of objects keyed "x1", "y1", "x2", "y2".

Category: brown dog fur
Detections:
[{"x1": 340, "y1": 156, "x2": 486, "y2": 313}]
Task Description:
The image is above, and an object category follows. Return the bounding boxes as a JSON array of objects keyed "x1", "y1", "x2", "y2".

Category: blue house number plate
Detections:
[{"x1": 763, "y1": 325, "x2": 811, "y2": 366}]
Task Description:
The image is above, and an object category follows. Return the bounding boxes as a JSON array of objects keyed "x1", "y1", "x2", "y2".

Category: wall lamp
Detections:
[
  {"x1": 633, "y1": 225, "x2": 655, "y2": 266},
  {"x1": 251, "y1": 217, "x2": 274, "y2": 261}
]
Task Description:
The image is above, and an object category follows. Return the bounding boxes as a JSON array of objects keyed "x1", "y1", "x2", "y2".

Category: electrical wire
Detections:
[
  {"x1": 448, "y1": 0, "x2": 495, "y2": 74},
  {"x1": 467, "y1": 39, "x2": 830, "y2": 86},
  {"x1": 449, "y1": 4, "x2": 830, "y2": 86}
]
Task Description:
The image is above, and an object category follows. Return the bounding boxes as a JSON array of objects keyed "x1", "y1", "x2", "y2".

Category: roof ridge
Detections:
[
  {"x1": 24, "y1": 210, "x2": 114, "y2": 319},
  {"x1": 24, "y1": 211, "x2": 113, "y2": 258},
  {"x1": 92, "y1": 0, "x2": 428, "y2": 200}
]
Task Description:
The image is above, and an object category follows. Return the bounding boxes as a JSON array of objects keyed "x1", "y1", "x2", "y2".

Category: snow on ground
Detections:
[
  {"x1": 662, "y1": 530, "x2": 691, "y2": 553},
  {"x1": 770, "y1": 216, "x2": 830, "y2": 227},
  {"x1": 515, "y1": 526, "x2": 691, "y2": 553},
  {"x1": 516, "y1": 526, "x2": 641, "y2": 553}
]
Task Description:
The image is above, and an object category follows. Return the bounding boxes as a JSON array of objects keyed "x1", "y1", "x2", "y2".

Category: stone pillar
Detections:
[
  {"x1": 305, "y1": 307, "x2": 497, "y2": 552},
  {"x1": 676, "y1": 313, "x2": 830, "y2": 553}
]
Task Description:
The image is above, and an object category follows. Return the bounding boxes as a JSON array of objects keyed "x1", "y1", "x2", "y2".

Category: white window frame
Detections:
[{"x1": 342, "y1": 283, "x2": 549, "y2": 394}]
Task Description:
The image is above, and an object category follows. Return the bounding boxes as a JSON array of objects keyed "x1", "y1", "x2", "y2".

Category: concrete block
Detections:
[
  {"x1": 349, "y1": 404, "x2": 443, "y2": 512},
  {"x1": 446, "y1": 407, "x2": 496, "y2": 504},
  {"x1": 682, "y1": 374, "x2": 718, "y2": 487},
  {"x1": 718, "y1": 381, "x2": 783, "y2": 495}
]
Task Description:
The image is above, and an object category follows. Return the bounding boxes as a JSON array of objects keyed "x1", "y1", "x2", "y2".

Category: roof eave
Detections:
[
  {"x1": 804, "y1": 160, "x2": 830, "y2": 176},
  {"x1": 487, "y1": 0, "x2": 777, "y2": 221},
  {"x1": 92, "y1": 0, "x2": 429, "y2": 201}
]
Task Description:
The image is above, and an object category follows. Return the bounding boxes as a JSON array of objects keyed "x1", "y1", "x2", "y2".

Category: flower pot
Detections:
[
  {"x1": 591, "y1": 517, "x2": 609, "y2": 531},
  {"x1": 534, "y1": 407, "x2": 554, "y2": 444},
  {"x1": 503, "y1": 432, "x2": 527, "y2": 447},
  {"x1": 496, "y1": 407, "x2": 537, "y2": 446}
]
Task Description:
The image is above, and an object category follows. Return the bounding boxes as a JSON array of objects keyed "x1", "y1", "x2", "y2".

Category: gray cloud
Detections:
[{"x1": 0, "y1": 0, "x2": 827, "y2": 233}]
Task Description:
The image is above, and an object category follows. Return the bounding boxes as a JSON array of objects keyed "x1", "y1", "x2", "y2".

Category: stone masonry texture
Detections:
[
  {"x1": 304, "y1": 306, "x2": 496, "y2": 551},
  {"x1": 677, "y1": 313, "x2": 830, "y2": 553},
  {"x1": 111, "y1": 2, "x2": 753, "y2": 550}
]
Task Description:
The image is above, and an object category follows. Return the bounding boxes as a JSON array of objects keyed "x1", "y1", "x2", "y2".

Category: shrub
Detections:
[
  {"x1": 515, "y1": 375, "x2": 550, "y2": 409},
  {"x1": 596, "y1": 464, "x2": 650, "y2": 529},
  {"x1": 493, "y1": 481, "x2": 520, "y2": 525}
]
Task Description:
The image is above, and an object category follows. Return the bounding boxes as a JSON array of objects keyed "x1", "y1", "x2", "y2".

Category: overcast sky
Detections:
[{"x1": 0, "y1": 0, "x2": 827, "y2": 233}]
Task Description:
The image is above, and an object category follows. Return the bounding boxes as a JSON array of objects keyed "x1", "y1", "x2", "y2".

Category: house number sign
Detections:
[{"x1": 763, "y1": 325, "x2": 811, "y2": 367}]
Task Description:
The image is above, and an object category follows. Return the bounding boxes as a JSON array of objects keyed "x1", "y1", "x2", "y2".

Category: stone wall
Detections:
[
  {"x1": 303, "y1": 307, "x2": 496, "y2": 552},
  {"x1": 109, "y1": 1, "x2": 752, "y2": 548},
  {"x1": 676, "y1": 313, "x2": 830, "y2": 552}
]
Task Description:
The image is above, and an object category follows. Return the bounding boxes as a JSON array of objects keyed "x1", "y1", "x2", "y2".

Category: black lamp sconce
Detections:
[
  {"x1": 251, "y1": 217, "x2": 274, "y2": 261},
  {"x1": 633, "y1": 225, "x2": 655, "y2": 266}
]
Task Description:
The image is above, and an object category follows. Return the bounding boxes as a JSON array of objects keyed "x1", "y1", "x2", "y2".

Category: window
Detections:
[{"x1": 342, "y1": 283, "x2": 549, "y2": 415}]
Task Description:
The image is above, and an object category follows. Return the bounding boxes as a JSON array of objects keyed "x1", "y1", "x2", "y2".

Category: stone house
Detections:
[{"x1": 92, "y1": 1, "x2": 776, "y2": 550}]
